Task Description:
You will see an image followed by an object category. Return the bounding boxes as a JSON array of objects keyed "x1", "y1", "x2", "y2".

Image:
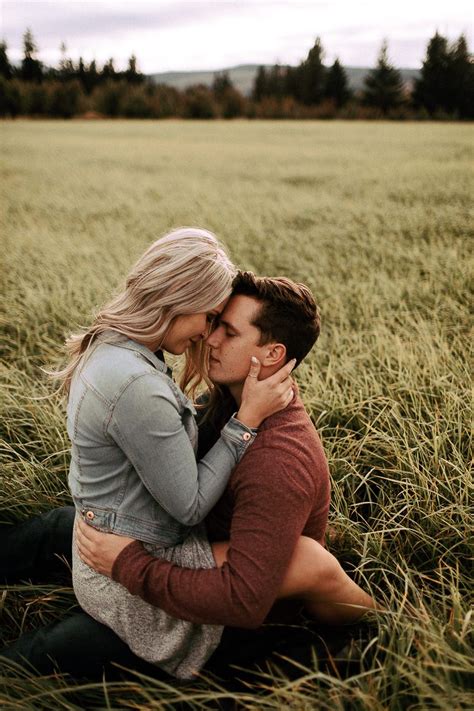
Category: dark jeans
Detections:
[{"x1": 0, "y1": 508, "x2": 353, "y2": 682}]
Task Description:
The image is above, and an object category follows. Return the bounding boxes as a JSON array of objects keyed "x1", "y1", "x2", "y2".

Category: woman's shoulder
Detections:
[{"x1": 79, "y1": 338, "x2": 177, "y2": 405}]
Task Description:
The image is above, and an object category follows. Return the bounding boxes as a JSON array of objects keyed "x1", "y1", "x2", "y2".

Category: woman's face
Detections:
[{"x1": 161, "y1": 298, "x2": 228, "y2": 355}]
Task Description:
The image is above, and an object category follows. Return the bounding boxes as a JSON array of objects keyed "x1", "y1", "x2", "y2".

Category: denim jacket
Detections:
[{"x1": 67, "y1": 332, "x2": 256, "y2": 546}]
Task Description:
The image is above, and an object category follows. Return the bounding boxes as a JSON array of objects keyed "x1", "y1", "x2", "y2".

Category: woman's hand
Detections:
[
  {"x1": 237, "y1": 356, "x2": 296, "y2": 429},
  {"x1": 76, "y1": 517, "x2": 136, "y2": 578}
]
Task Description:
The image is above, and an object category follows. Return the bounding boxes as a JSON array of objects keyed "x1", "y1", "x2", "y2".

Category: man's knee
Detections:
[{"x1": 291, "y1": 537, "x2": 343, "y2": 596}]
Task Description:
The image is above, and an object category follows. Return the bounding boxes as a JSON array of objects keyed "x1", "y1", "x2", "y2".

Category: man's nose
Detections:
[{"x1": 206, "y1": 324, "x2": 222, "y2": 347}]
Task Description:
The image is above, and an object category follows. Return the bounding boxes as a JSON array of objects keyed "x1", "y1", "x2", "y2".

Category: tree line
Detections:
[{"x1": 0, "y1": 29, "x2": 472, "y2": 119}]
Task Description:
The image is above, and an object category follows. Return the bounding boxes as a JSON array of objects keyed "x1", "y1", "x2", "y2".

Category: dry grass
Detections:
[{"x1": 1, "y1": 119, "x2": 473, "y2": 708}]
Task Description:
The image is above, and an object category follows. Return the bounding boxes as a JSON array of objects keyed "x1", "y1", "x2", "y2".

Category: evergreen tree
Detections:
[
  {"x1": 266, "y1": 64, "x2": 285, "y2": 99},
  {"x1": 447, "y1": 35, "x2": 474, "y2": 118},
  {"x1": 21, "y1": 28, "x2": 43, "y2": 82},
  {"x1": 212, "y1": 72, "x2": 243, "y2": 118},
  {"x1": 300, "y1": 37, "x2": 326, "y2": 105},
  {"x1": 77, "y1": 57, "x2": 86, "y2": 88},
  {"x1": 84, "y1": 60, "x2": 99, "y2": 93},
  {"x1": 212, "y1": 71, "x2": 232, "y2": 99},
  {"x1": 252, "y1": 66, "x2": 267, "y2": 102},
  {"x1": 102, "y1": 58, "x2": 116, "y2": 81},
  {"x1": 284, "y1": 65, "x2": 299, "y2": 100},
  {"x1": 0, "y1": 41, "x2": 13, "y2": 79},
  {"x1": 414, "y1": 32, "x2": 450, "y2": 113},
  {"x1": 363, "y1": 40, "x2": 404, "y2": 113},
  {"x1": 325, "y1": 59, "x2": 350, "y2": 106},
  {"x1": 125, "y1": 54, "x2": 143, "y2": 84},
  {"x1": 59, "y1": 42, "x2": 75, "y2": 81}
]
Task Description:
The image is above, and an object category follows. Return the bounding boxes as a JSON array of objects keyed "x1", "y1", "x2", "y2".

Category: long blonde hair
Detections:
[{"x1": 52, "y1": 227, "x2": 235, "y2": 396}]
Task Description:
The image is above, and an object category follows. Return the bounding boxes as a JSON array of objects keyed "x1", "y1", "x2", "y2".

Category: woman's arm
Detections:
[
  {"x1": 109, "y1": 373, "x2": 254, "y2": 526},
  {"x1": 108, "y1": 358, "x2": 295, "y2": 526}
]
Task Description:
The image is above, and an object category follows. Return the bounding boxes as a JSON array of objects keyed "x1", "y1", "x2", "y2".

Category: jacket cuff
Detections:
[{"x1": 221, "y1": 413, "x2": 258, "y2": 450}]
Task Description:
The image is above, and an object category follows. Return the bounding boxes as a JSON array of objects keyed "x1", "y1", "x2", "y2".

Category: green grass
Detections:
[{"x1": 1, "y1": 119, "x2": 473, "y2": 708}]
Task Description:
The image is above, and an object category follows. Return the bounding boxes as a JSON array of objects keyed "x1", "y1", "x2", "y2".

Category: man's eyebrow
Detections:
[{"x1": 219, "y1": 318, "x2": 240, "y2": 335}]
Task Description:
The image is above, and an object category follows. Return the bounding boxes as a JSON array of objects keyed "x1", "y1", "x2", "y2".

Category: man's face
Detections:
[{"x1": 206, "y1": 295, "x2": 269, "y2": 386}]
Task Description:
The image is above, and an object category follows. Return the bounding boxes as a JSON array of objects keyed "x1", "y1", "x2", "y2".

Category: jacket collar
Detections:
[{"x1": 99, "y1": 331, "x2": 173, "y2": 378}]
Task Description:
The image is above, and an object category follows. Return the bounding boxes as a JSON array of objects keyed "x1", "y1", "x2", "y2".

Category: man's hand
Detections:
[{"x1": 76, "y1": 517, "x2": 137, "y2": 578}]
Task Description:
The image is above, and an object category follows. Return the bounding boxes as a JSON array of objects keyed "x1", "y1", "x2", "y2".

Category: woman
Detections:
[{"x1": 54, "y1": 227, "x2": 294, "y2": 679}]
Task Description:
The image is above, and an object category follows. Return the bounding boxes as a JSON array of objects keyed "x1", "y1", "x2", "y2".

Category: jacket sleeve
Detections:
[
  {"x1": 112, "y1": 448, "x2": 314, "y2": 628},
  {"x1": 108, "y1": 373, "x2": 256, "y2": 526}
]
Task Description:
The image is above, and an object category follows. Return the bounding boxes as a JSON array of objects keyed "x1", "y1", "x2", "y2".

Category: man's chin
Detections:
[{"x1": 208, "y1": 369, "x2": 230, "y2": 387}]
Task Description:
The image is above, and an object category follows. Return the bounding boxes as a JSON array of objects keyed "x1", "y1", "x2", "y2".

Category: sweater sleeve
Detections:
[{"x1": 112, "y1": 446, "x2": 314, "y2": 628}]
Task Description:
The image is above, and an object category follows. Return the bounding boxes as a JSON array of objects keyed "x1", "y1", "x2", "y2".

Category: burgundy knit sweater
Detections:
[{"x1": 112, "y1": 395, "x2": 331, "y2": 629}]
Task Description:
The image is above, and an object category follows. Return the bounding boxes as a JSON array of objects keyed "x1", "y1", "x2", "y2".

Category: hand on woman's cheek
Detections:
[{"x1": 76, "y1": 517, "x2": 136, "y2": 577}]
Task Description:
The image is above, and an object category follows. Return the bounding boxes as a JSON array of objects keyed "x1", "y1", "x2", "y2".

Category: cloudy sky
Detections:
[{"x1": 1, "y1": 0, "x2": 472, "y2": 73}]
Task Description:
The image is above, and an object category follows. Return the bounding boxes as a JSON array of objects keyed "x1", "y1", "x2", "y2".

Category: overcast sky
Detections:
[{"x1": 1, "y1": 0, "x2": 472, "y2": 73}]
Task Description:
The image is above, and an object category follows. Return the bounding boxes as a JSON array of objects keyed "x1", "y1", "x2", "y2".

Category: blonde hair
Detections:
[{"x1": 52, "y1": 227, "x2": 235, "y2": 396}]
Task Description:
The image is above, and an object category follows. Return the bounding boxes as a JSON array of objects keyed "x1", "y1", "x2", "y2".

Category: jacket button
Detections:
[
  {"x1": 242, "y1": 432, "x2": 251, "y2": 441},
  {"x1": 85, "y1": 510, "x2": 95, "y2": 520}
]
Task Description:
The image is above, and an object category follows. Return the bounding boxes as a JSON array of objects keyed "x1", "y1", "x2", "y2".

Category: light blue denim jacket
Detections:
[{"x1": 67, "y1": 332, "x2": 256, "y2": 546}]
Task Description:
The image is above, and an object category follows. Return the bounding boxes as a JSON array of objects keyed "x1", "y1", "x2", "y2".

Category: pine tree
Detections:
[
  {"x1": 266, "y1": 64, "x2": 285, "y2": 99},
  {"x1": 300, "y1": 37, "x2": 326, "y2": 105},
  {"x1": 125, "y1": 54, "x2": 143, "y2": 84},
  {"x1": 0, "y1": 41, "x2": 13, "y2": 79},
  {"x1": 102, "y1": 58, "x2": 116, "y2": 81},
  {"x1": 85, "y1": 60, "x2": 99, "y2": 92},
  {"x1": 414, "y1": 32, "x2": 450, "y2": 113},
  {"x1": 325, "y1": 59, "x2": 350, "y2": 107},
  {"x1": 59, "y1": 42, "x2": 75, "y2": 81},
  {"x1": 447, "y1": 35, "x2": 474, "y2": 118},
  {"x1": 252, "y1": 66, "x2": 267, "y2": 102},
  {"x1": 77, "y1": 57, "x2": 86, "y2": 87},
  {"x1": 21, "y1": 28, "x2": 43, "y2": 82},
  {"x1": 212, "y1": 71, "x2": 232, "y2": 99},
  {"x1": 363, "y1": 40, "x2": 404, "y2": 113}
]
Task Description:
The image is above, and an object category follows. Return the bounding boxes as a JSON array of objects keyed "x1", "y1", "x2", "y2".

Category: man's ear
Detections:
[{"x1": 262, "y1": 343, "x2": 287, "y2": 367}]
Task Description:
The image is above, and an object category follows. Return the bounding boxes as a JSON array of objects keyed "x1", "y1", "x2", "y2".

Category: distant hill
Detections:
[{"x1": 149, "y1": 64, "x2": 420, "y2": 96}]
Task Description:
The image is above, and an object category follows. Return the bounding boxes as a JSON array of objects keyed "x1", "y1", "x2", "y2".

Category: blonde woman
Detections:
[{"x1": 58, "y1": 228, "x2": 294, "y2": 679}]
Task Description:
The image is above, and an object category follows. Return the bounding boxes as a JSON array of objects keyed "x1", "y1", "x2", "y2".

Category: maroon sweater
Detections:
[{"x1": 112, "y1": 395, "x2": 331, "y2": 629}]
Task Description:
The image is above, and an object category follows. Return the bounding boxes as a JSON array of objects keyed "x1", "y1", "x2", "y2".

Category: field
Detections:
[{"x1": 1, "y1": 120, "x2": 472, "y2": 709}]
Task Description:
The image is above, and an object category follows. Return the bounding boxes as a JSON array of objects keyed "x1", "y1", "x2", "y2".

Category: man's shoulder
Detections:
[
  {"x1": 235, "y1": 396, "x2": 329, "y2": 488},
  {"x1": 257, "y1": 395, "x2": 321, "y2": 446}
]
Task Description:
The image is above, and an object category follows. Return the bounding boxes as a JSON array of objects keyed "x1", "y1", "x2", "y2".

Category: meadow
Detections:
[{"x1": 0, "y1": 119, "x2": 472, "y2": 709}]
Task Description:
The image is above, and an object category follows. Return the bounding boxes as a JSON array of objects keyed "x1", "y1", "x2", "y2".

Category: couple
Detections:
[{"x1": 1, "y1": 227, "x2": 377, "y2": 679}]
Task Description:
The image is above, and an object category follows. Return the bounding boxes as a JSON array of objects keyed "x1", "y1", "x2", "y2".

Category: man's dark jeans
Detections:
[{"x1": 0, "y1": 507, "x2": 352, "y2": 682}]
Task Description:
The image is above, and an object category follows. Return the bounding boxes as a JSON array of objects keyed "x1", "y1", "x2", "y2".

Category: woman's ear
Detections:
[{"x1": 262, "y1": 343, "x2": 287, "y2": 367}]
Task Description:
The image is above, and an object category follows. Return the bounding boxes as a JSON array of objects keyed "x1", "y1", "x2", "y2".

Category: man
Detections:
[{"x1": 1, "y1": 272, "x2": 376, "y2": 677}]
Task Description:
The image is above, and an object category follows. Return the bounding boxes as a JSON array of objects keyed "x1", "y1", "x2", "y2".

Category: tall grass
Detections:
[{"x1": 1, "y1": 120, "x2": 472, "y2": 708}]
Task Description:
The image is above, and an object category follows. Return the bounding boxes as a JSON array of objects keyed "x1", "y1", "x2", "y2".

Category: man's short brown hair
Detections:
[{"x1": 232, "y1": 271, "x2": 321, "y2": 366}]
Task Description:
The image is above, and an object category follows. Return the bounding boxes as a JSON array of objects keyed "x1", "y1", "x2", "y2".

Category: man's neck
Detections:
[{"x1": 229, "y1": 383, "x2": 244, "y2": 407}]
